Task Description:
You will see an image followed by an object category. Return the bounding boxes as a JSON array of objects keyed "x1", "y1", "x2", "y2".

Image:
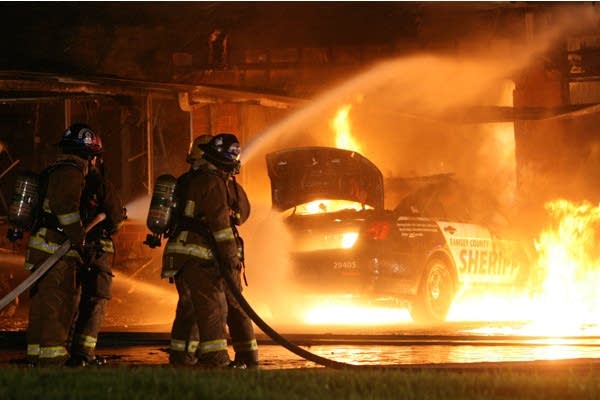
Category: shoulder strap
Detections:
[
  {"x1": 39, "y1": 159, "x2": 84, "y2": 197},
  {"x1": 29, "y1": 160, "x2": 85, "y2": 231},
  {"x1": 43, "y1": 159, "x2": 85, "y2": 179}
]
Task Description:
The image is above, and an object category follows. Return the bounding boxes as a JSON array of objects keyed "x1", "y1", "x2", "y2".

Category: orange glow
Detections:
[
  {"x1": 289, "y1": 199, "x2": 368, "y2": 252},
  {"x1": 523, "y1": 199, "x2": 600, "y2": 335},
  {"x1": 341, "y1": 232, "x2": 359, "y2": 249},
  {"x1": 456, "y1": 199, "x2": 600, "y2": 340},
  {"x1": 304, "y1": 303, "x2": 412, "y2": 326},
  {"x1": 331, "y1": 104, "x2": 362, "y2": 153},
  {"x1": 293, "y1": 199, "x2": 369, "y2": 215}
]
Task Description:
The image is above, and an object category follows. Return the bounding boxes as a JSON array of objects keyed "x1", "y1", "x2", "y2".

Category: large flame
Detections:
[
  {"x1": 332, "y1": 104, "x2": 362, "y2": 153},
  {"x1": 462, "y1": 199, "x2": 600, "y2": 338},
  {"x1": 524, "y1": 199, "x2": 600, "y2": 335}
]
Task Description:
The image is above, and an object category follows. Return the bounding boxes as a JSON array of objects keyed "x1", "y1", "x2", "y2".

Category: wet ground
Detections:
[{"x1": 2, "y1": 329, "x2": 600, "y2": 370}]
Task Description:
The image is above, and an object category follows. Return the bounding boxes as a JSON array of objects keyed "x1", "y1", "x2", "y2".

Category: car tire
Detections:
[{"x1": 410, "y1": 257, "x2": 454, "y2": 324}]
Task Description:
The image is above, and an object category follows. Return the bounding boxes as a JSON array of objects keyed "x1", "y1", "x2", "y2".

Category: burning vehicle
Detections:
[{"x1": 266, "y1": 146, "x2": 534, "y2": 324}]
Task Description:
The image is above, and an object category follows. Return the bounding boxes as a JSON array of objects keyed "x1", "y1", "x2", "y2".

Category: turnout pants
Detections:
[
  {"x1": 171, "y1": 260, "x2": 230, "y2": 367},
  {"x1": 225, "y1": 266, "x2": 258, "y2": 365},
  {"x1": 170, "y1": 263, "x2": 258, "y2": 366},
  {"x1": 27, "y1": 257, "x2": 79, "y2": 365},
  {"x1": 69, "y1": 251, "x2": 114, "y2": 362}
]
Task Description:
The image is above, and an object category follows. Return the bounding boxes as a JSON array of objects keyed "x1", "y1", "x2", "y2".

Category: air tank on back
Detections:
[
  {"x1": 7, "y1": 171, "x2": 40, "y2": 241},
  {"x1": 144, "y1": 174, "x2": 177, "y2": 248}
]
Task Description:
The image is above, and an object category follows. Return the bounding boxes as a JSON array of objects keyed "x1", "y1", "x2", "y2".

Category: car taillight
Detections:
[{"x1": 366, "y1": 220, "x2": 391, "y2": 240}]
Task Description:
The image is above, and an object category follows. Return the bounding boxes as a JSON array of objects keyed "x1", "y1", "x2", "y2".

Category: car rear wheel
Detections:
[{"x1": 410, "y1": 257, "x2": 454, "y2": 324}]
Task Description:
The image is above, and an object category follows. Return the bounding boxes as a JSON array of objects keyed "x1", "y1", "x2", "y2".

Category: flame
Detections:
[
  {"x1": 524, "y1": 199, "x2": 600, "y2": 335},
  {"x1": 458, "y1": 199, "x2": 600, "y2": 338},
  {"x1": 331, "y1": 104, "x2": 362, "y2": 153},
  {"x1": 294, "y1": 199, "x2": 368, "y2": 215}
]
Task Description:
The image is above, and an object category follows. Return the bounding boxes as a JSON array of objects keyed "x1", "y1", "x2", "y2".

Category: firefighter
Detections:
[
  {"x1": 165, "y1": 133, "x2": 213, "y2": 365},
  {"x1": 66, "y1": 148, "x2": 125, "y2": 366},
  {"x1": 161, "y1": 133, "x2": 258, "y2": 368},
  {"x1": 24, "y1": 123, "x2": 102, "y2": 366}
]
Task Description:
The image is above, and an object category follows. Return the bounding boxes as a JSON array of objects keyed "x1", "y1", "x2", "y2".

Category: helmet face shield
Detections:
[
  {"x1": 202, "y1": 133, "x2": 242, "y2": 174},
  {"x1": 225, "y1": 142, "x2": 241, "y2": 161}
]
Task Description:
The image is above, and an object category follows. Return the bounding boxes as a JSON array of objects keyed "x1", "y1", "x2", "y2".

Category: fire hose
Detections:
[
  {"x1": 220, "y1": 265, "x2": 356, "y2": 369},
  {"x1": 205, "y1": 217, "x2": 358, "y2": 369},
  {"x1": 0, "y1": 213, "x2": 107, "y2": 312}
]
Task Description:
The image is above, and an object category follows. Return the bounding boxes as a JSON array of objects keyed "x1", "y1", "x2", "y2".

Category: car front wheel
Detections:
[{"x1": 410, "y1": 257, "x2": 454, "y2": 324}]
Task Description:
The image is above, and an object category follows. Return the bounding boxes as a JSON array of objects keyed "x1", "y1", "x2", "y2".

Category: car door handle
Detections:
[{"x1": 443, "y1": 225, "x2": 456, "y2": 234}]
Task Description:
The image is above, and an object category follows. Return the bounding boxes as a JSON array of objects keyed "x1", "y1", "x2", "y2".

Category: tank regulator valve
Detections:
[
  {"x1": 6, "y1": 228, "x2": 23, "y2": 242},
  {"x1": 143, "y1": 233, "x2": 162, "y2": 249}
]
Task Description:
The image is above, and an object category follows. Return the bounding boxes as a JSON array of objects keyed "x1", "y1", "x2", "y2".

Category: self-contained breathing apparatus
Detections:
[
  {"x1": 143, "y1": 133, "x2": 243, "y2": 250},
  {"x1": 143, "y1": 134, "x2": 213, "y2": 249},
  {"x1": 7, "y1": 123, "x2": 104, "y2": 242},
  {"x1": 7, "y1": 171, "x2": 41, "y2": 241},
  {"x1": 6, "y1": 160, "x2": 83, "y2": 242},
  {"x1": 144, "y1": 174, "x2": 178, "y2": 248}
]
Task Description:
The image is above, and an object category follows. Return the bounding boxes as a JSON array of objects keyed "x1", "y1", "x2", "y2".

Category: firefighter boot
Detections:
[
  {"x1": 169, "y1": 350, "x2": 198, "y2": 366},
  {"x1": 196, "y1": 350, "x2": 231, "y2": 369},
  {"x1": 231, "y1": 350, "x2": 259, "y2": 369},
  {"x1": 65, "y1": 355, "x2": 107, "y2": 367}
]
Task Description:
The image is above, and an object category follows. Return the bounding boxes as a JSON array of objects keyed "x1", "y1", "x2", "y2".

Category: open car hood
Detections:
[{"x1": 266, "y1": 146, "x2": 384, "y2": 211}]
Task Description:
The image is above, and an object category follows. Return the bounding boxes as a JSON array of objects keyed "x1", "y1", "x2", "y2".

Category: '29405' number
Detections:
[{"x1": 333, "y1": 261, "x2": 357, "y2": 270}]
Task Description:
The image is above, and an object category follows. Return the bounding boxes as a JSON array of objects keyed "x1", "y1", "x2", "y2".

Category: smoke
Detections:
[
  {"x1": 243, "y1": 4, "x2": 598, "y2": 212},
  {"x1": 123, "y1": 195, "x2": 151, "y2": 223},
  {"x1": 237, "y1": 202, "x2": 308, "y2": 328},
  {"x1": 236, "y1": 4, "x2": 600, "y2": 326}
]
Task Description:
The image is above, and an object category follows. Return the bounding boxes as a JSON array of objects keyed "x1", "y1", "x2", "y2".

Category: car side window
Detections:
[{"x1": 421, "y1": 182, "x2": 471, "y2": 222}]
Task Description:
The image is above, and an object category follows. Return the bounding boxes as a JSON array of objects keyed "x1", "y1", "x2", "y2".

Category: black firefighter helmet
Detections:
[
  {"x1": 201, "y1": 133, "x2": 241, "y2": 174},
  {"x1": 58, "y1": 123, "x2": 103, "y2": 160}
]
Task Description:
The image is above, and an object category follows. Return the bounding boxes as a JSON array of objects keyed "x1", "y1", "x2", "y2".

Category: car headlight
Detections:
[{"x1": 342, "y1": 232, "x2": 359, "y2": 249}]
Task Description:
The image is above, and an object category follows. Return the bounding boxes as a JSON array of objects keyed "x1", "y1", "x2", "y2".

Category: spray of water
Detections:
[
  {"x1": 123, "y1": 196, "x2": 151, "y2": 223},
  {"x1": 104, "y1": 271, "x2": 176, "y2": 329},
  {"x1": 238, "y1": 5, "x2": 600, "y2": 329}
]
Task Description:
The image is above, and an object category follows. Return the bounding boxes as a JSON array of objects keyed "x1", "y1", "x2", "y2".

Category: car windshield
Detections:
[{"x1": 286, "y1": 199, "x2": 373, "y2": 216}]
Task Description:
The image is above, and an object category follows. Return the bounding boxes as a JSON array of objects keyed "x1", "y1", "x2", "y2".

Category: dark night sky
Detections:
[{"x1": 0, "y1": 2, "x2": 421, "y2": 45}]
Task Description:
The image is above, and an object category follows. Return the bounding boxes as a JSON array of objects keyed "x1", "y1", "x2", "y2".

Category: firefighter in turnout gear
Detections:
[
  {"x1": 161, "y1": 133, "x2": 258, "y2": 368},
  {"x1": 66, "y1": 153, "x2": 125, "y2": 366},
  {"x1": 24, "y1": 123, "x2": 102, "y2": 366},
  {"x1": 165, "y1": 134, "x2": 213, "y2": 365}
]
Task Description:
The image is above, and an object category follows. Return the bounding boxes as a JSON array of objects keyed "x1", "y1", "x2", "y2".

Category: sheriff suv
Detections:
[{"x1": 266, "y1": 147, "x2": 534, "y2": 324}]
